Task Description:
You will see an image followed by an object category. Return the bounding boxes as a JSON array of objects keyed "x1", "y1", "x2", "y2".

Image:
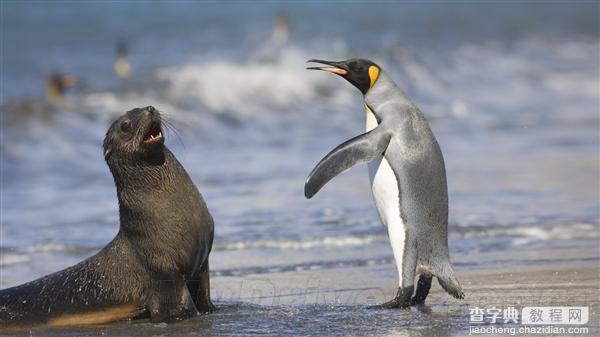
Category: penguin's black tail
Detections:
[{"x1": 435, "y1": 262, "x2": 465, "y2": 299}]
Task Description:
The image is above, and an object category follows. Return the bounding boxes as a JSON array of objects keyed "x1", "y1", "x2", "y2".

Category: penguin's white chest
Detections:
[
  {"x1": 366, "y1": 104, "x2": 406, "y2": 285},
  {"x1": 365, "y1": 105, "x2": 402, "y2": 225},
  {"x1": 367, "y1": 157, "x2": 400, "y2": 227}
]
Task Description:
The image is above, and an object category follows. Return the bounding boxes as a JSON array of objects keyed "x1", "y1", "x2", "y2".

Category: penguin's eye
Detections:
[{"x1": 120, "y1": 120, "x2": 131, "y2": 132}]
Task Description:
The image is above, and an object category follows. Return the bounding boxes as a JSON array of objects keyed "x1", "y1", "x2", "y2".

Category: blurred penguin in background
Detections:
[
  {"x1": 3, "y1": 73, "x2": 78, "y2": 120},
  {"x1": 271, "y1": 14, "x2": 289, "y2": 45},
  {"x1": 253, "y1": 13, "x2": 291, "y2": 63},
  {"x1": 114, "y1": 38, "x2": 131, "y2": 78},
  {"x1": 45, "y1": 73, "x2": 78, "y2": 107}
]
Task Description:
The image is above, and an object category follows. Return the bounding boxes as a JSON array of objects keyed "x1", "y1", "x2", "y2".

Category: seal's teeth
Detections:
[{"x1": 143, "y1": 128, "x2": 163, "y2": 144}]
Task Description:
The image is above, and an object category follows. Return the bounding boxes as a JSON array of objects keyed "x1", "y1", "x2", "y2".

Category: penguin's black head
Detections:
[{"x1": 307, "y1": 58, "x2": 380, "y2": 95}]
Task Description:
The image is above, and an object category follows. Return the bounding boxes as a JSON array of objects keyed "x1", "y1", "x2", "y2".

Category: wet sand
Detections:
[
  {"x1": 3, "y1": 245, "x2": 597, "y2": 337},
  {"x1": 227, "y1": 256, "x2": 598, "y2": 308}
]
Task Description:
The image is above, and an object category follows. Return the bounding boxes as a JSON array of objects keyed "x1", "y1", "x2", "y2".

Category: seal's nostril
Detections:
[{"x1": 146, "y1": 106, "x2": 157, "y2": 114}]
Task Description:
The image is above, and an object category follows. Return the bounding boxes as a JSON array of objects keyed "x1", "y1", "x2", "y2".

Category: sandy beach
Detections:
[{"x1": 3, "y1": 242, "x2": 597, "y2": 337}]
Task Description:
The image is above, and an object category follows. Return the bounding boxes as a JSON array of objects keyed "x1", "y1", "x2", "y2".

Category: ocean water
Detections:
[{"x1": 1, "y1": 2, "x2": 599, "y2": 336}]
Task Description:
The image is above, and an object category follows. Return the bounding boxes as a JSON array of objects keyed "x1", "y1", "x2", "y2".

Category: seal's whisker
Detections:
[{"x1": 160, "y1": 114, "x2": 186, "y2": 151}]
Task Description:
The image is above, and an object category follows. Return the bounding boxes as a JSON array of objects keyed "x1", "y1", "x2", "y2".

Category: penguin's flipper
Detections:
[{"x1": 305, "y1": 126, "x2": 391, "y2": 198}]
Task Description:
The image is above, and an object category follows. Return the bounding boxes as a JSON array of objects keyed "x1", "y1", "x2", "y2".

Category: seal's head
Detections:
[
  {"x1": 103, "y1": 106, "x2": 165, "y2": 163},
  {"x1": 307, "y1": 58, "x2": 380, "y2": 95}
]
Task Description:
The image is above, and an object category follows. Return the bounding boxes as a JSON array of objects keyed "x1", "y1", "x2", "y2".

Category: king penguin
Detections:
[{"x1": 304, "y1": 58, "x2": 464, "y2": 308}]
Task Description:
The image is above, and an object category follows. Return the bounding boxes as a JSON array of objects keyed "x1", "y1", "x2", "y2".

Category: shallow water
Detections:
[
  {"x1": 1, "y1": 2, "x2": 599, "y2": 336},
  {"x1": 2, "y1": 303, "x2": 468, "y2": 337}
]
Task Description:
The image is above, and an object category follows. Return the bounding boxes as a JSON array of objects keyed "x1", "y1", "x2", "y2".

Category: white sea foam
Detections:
[
  {"x1": 455, "y1": 222, "x2": 600, "y2": 245},
  {"x1": 155, "y1": 47, "x2": 352, "y2": 117},
  {"x1": 0, "y1": 254, "x2": 29, "y2": 266},
  {"x1": 217, "y1": 221, "x2": 599, "y2": 252},
  {"x1": 57, "y1": 35, "x2": 596, "y2": 134},
  {"x1": 214, "y1": 235, "x2": 386, "y2": 251}
]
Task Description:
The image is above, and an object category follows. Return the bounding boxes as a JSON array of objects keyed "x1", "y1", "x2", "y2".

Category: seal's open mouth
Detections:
[{"x1": 142, "y1": 121, "x2": 163, "y2": 145}]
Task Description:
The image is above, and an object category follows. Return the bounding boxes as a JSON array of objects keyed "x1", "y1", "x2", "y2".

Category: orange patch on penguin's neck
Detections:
[{"x1": 369, "y1": 65, "x2": 380, "y2": 88}]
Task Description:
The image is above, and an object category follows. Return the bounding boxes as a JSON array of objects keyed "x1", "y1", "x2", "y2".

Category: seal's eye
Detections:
[{"x1": 120, "y1": 120, "x2": 131, "y2": 132}]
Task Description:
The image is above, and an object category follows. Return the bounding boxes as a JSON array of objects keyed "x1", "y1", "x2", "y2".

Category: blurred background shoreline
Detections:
[{"x1": 1, "y1": 1, "x2": 599, "y2": 336}]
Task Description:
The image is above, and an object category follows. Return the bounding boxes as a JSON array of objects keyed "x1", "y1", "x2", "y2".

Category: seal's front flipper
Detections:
[
  {"x1": 189, "y1": 260, "x2": 216, "y2": 313},
  {"x1": 147, "y1": 277, "x2": 199, "y2": 323},
  {"x1": 171, "y1": 285, "x2": 198, "y2": 321},
  {"x1": 305, "y1": 126, "x2": 391, "y2": 198}
]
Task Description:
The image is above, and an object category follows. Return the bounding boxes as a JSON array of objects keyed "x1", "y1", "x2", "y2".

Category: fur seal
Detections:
[
  {"x1": 0, "y1": 106, "x2": 215, "y2": 328},
  {"x1": 305, "y1": 59, "x2": 464, "y2": 308}
]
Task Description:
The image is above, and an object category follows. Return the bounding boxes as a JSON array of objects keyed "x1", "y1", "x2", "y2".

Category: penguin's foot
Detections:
[
  {"x1": 367, "y1": 286, "x2": 413, "y2": 309},
  {"x1": 368, "y1": 297, "x2": 410, "y2": 309},
  {"x1": 410, "y1": 297, "x2": 423, "y2": 306},
  {"x1": 410, "y1": 275, "x2": 432, "y2": 306}
]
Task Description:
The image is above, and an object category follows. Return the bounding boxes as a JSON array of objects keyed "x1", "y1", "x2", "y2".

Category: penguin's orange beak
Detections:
[{"x1": 306, "y1": 59, "x2": 349, "y2": 76}]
